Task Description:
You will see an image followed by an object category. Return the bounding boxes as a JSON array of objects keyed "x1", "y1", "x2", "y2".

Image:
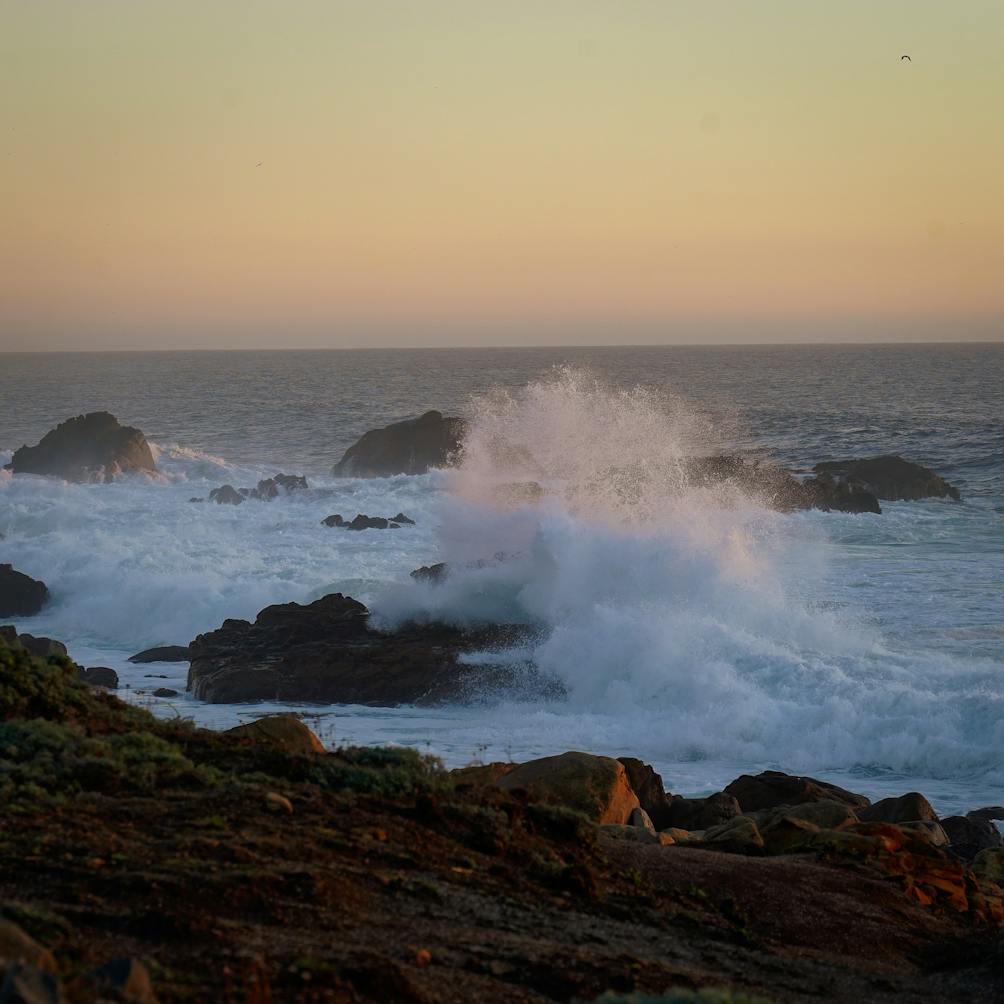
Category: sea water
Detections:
[{"x1": 1, "y1": 345, "x2": 1002, "y2": 815}]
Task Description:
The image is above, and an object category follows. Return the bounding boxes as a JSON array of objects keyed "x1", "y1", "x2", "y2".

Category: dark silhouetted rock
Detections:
[
  {"x1": 209, "y1": 485, "x2": 243, "y2": 505},
  {"x1": 968, "y1": 806, "x2": 1004, "y2": 823},
  {"x1": 0, "y1": 565, "x2": 49, "y2": 618},
  {"x1": 391, "y1": 512, "x2": 415, "y2": 525},
  {"x1": 802, "y1": 474, "x2": 883, "y2": 514},
  {"x1": 347, "y1": 514, "x2": 389, "y2": 530},
  {"x1": 78, "y1": 666, "x2": 118, "y2": 688},
  {"x1": 332, "y1": 410, "x2": 465, "y2": 477},
  {"x1": 3, "y1": 412, "x2": 155, "y2": 483},
  {"x1": 322, "y1": 514, "x2": 344, "y2": 527},
  {"x1": 812, "y1": 455, "x2": 961, "y2": 502},
  {"x1": 724, "y1": 770, "x2": 870, "y2": 812},
  {"x1": 14, "y1": 634, "x2": 67, "y2": 659},
  {"x1": 410, "y1": 563, "x2": 448, "y2": 584},
  {"x1": 248, "y1": 473, "x2": 309, "y2": 500},
  {"x1": 859, "y1": 792, "x2": 938, "y2": 824},
  {"x1": 152, "y1": 688, "x2": 179, "y2": 698},
  {"x1": 0, "y1": 625, "x2": 17, "y2": 645},
  {"x1": 128, "y1": 645, "x2": 190, "y2": 663},
  {"x1": 940, "y1": 815, "x2": 1002, "y2": 859},
  {"x1": 665, "y1": 792, "x2": 742, "y2": 831},
  {"x1": 188, "y1": 497, "x2": 205, "y2": 503},
  {"x1": 225, "y1": 714, "x2": 325, "y2": 755},
  {"x1": 617, "y1": 757, "x2": 674, "y2": 829},
  {"x1": 187, "y1": 593, "x2": 550, "y2": 705}
]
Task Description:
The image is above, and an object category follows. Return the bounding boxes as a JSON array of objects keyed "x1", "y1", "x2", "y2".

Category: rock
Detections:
[
  {"x1": 450, "y1": 762, "x2": 518, "y2": 789},
  {"x1": 224, "y1": 714, "x2": 326, "y2": 755},
  {"x1": 972, "y1": 847, "x2": 1004, "y2": 885},
  {"x1": 347, "y1": 514, "x2": 389, "y2": 531},
  {"x1": 760, "y1": 816, "x2": 821, "y2": 855},
  {"x1": 410, "y1": 563, "x2": 448, "y2": 584},
  {"x1": 496, "y1": 752, "x2": 640, "y2": 824},
  {"x1": 264, "y1": 792, "x2": 293, "y2": 814},
  {"x1": 751, "y1": 799, "x2": 859, "y2": 834},
  {"x1": 0, "y1": 567, "x2": 49, "y2": 619},
  {"x1": 0, "y1": 626, "x2": 16, "y2": 646},
  {"x1": 208, "y1": 485, "x2": 243, "y2": 505},
  {"x1": 273, "y1": 473, "x2": 308, "y2": 493},
  {"x1": 617, "y1": 757, "x2": 674, "y2": 829},
  {"x1": 187, "y1": 593, "x2": 549, "y2": 705},
  {"x1": 661, "y1": 827, "x2": 702, "y2": 844},
  {"x1": 86, "y1": 958, "x2": 158, "y2": 1004},
  {"x1": 698, "y1": 815, "x2": 765, "y2": 854},
  {"x1": 812, "y1": 455, "x2": 961, "y2": 502},
  {"x1": 332, "y1": 410, "x2": 465, "y2": 478},
  {"x1": 0, "y1": 919, "x2": 55, "y2": 973},
  {"x1": 802, "y1": 474, "x2": 883, "y2": 514},
  {"x1": 724, "y1": 770, "x2": 870, "y2": 813},
  {"x1": 0, "y1": 960, "x2": 65, "y2": 1004},
  {"x1": 390, "y1": 513, "x2": 415, "y2": 525},
  {"x1": 3, "y1": 412, "x2": 155, "y2": 483},
  {"x1": 188, "y1": 497, "x2": 204, "y2": 503},
  {"x1": 78, "y1": 666, "x2": 118, "y2": 689},
  {"x1": 899, "y1": 821, "x2": 950, "y2": 848},
  {"x1": 968, "y1": 806, "x2": 1004, "y2": 823},
  {"x1": 628, "y1": 807, "x2": 656, "y2": 833},
  {"x1": 128, "y1": 646, "x2": 190, "y2": 664},
  {"x1": 248, "y1": 474, "x2": 309, "y2": 501},
  {"x1": 858, "y1": 792, "x2": 938, "y2": 824},
  {"x1": 152, "y1": 688, "x2": 179, "y2": 698},
  {"x1": 940, "y1": 815, "x2": 1003, "y2": 859},
  {"x1": 321, "y1": 514, "x2": 344, "y2": 527},
  {"x1": 664, "y1": 792, "x2": 741, "y2": 831},
  {"x1": 13, "y1": 636, "x2": 67, "y2": 660},
  {"x1": 598, "y1": 824, "x2": 672, "y2": 846}
]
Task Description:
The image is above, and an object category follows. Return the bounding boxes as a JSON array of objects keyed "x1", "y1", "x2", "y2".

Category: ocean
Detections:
[{"x1": 1, "y1": 344, "x2": 1002, "y2": 816}]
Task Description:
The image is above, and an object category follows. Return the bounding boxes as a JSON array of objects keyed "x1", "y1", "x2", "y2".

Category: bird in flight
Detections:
[
  {"x1": 901, "y1": 54, "x2": 911, "y2": 61},
  {"x1": 256, "y1": 162, "x2": 263, "y2": 167}
]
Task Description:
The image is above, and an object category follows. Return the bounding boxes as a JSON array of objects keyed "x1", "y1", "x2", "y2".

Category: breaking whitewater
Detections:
[{"x1": 2, "y1": 369, "x2": 1002, "y2": 816}]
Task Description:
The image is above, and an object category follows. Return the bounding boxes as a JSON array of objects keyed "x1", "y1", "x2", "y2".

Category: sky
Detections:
[{"x1": 2, "y1": 1, "x2": 1003, "y2": 351}]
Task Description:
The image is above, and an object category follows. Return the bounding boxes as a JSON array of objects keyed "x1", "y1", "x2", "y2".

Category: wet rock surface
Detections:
[
  {"x1": 0, "y1": 566, "x2": 49, "y2": 619},
  {"x1": 332, "y1": 410, "x2": 465, "y2": 477},
  {"x1": 3, "y1": 411, "x2": 155, "y2": 482},
  {"x1": 128, "y1": 645, "x2": 190, "y2": 664},
  {"x1": 813, "y1": 455, "x2": 962, "y2": 501}
]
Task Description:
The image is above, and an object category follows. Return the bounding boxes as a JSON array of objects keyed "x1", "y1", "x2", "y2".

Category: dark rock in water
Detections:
[
  {"x1": 391, "y1": 512, "x2": 415, "y2": 525},
  {"x1": 0, "y1": 564, "x2": 49, "y2": 617},
  {"x1": 321, "y1": 514, "x2": 344, "y2": 527},
  {"x1": 152, "y1": 687, "x2": 180, "y2": 698},
  {"x1": 802, "y1": 474, "x2": 882, "y2": 514},
  {"x1": 188, "y1": 497, "x2": 205, "y2": 503},
  {"x1": 812, "y1": 455, "x2": 961, "y2": 502},
  {"x1": 332, "y1": 410, "x2": 465, "y2": 478},
  {"x1": 347, "y1": 514, "x2": 389, "y2": 530},
  {"x1": 209, "y1": 484, "x2": 244, "y2": 505},
  {"x1": 858, "y1": 792, "x2": 938, "y2": 824},
  {"x1": 129, "y1": 645, "x2": 190, "y2": 663},
  {"x1": 940, "y1": 815, "x2": 1002, "y2": 859},
  {"x1": 274, "y1": 473, "x2": 308, "y2": 492},
  {"x1": 78, "y1": 666, "x2": 119, "y2": 688},
  {"x1": 187, "y1": 592, "x2": 550, "y2": 705},
  {"x1": 724, "y1": 770, "x2": 870, "y2": 812},
  {"x1": 665, "y1": 792, "x2": 742, "y2": 831},
  {"x1": 968, "y1": 806, "x2": 1004, "y2": 823},
  {"x1": 14, "y1": 634, "x2": 67, "y2": 659},
  {"x1": 410, "y1": 563, "x2": 448, "y2": 584},
  {"x1": 3, "y1": 411, "x2": 156, "y2": 482},
  {"x1": 617, "y1": 757, "x2": 674, "y2": 829}
]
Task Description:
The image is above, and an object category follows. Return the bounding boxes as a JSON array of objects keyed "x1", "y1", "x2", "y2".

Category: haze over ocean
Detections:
[{"x1": 2, "y1": 343, "x2": 1002, "y2": 815}]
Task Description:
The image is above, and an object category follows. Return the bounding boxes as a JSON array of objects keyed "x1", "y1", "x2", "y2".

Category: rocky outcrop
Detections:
[
  {"x1": 617, "y1": 757, "x2": 674, "y2": 829},
  {"x1": 0, "y1": 565, "x2": 49, "y2": 618},
  {"x1": 332, "y1": 411, "x2": 465, "y2": 478},
  {"x1": 322, "y1": 513, "x2": 415, "y2": 530},
  {"x1": 724, "y1": 770, "x2": 871, "y2": 812},
  {"x1": 858, "y1": 792, "x2": 938, "y2": 824},
  {"x1": 186, "y1": 593, "x2": 550, "y2": 704},
  {"x1": 3, "y1": 412, "x2": 155, "y2": 482},
  {"x1": 664, "y1": 792, "x2": 742, "y2": 831},
  {"x1": 940, "y1": 815, "x2": 1003, "y2": 859},
  {"x1": 208, "y1": 485, "x2": 243, "y2": 505},
  {"x1": 128, "y1": 645, "x2": 190, "y2": 663},
  {"x1": 0, "y1": 626, "x2": 68, "y2": 659},
  {"x1": 225, "y1": 714, "x2": 326, "y2": 755},
  {"x1": 812, "y1": 455, "x2": 961, "y2": 502},
  {"x1": 206, "y1": 474, "x2": 309, "y2": 505},
  {"x1": 496, "y1": 752, "x2": 640, "y2": 824},
  {"x1": 78, "y1": 666, "x2": 119, "y2": 689}
]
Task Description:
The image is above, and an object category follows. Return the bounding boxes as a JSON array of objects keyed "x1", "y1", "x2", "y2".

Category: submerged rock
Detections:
[
  {"x1": 187, "y1": 593, "x2": 550, "y2": 705},
  {"x1": 208, "y1": 485, "x2": 243, "y2": 505},
  {"x1": 0, "y1": 565, "x2": 49, "y2": 618},
  {"x1": 3, "y1": 411, "x2": 155, "y2": 482},
  {"x1": 128, "y1": 645, "x2": 190, "y2": 663},
  {"x1": 812, "y1": 455, "x2": 961, "y2": 502},
  {"x1": 332, "y1": 410, "x2": 465, "y2": 477}
]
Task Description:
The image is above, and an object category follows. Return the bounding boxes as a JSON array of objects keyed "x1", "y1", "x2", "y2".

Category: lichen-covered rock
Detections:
[
  {"x1": 497, "y1": 752, "x2": 640, "y2": 825},
  {"x1": 4, "y1": 412, "x2": 155, "y2": 482},
  {"x1": 225, "y1": 714, "x2": 326, "y2": 755},
  {"x1": 332, "y1": 410, "x2": 465, "y2": 477},
  {"x1": 0, "y1": 566, "x2": 49, "y2": 618}
]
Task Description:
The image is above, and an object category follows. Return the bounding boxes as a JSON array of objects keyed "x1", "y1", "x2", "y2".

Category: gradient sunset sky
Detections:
[{"x1": 2, "y1": 1, "x2": 1002, "y2": 350}]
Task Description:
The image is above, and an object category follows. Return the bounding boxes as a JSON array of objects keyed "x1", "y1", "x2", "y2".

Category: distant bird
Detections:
[
  {"x1": 256, "y1": 162, "x2": 263, "y2": 167},
  {"x1": 901, "y1": 54, "x2": 911, "y2": 61}
]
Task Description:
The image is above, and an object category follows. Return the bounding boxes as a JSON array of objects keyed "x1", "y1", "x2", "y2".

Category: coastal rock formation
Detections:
[
  {"x1": 128, "y1": 645, "x2": 190, "y2": 663},
  {"x1": 496, "y1": 751, "x2": 640, "y2": 824},
  {"x1": 206, "y1": 474, "x2": 309, "y2": 505},
  {"x1": 3, "y1": 412, "x2": 156, "y2": 482},
  {"x1": 322, "y1": 512, "x2": 415, "y2": 530},
  {"x1": 332, "y1": 410, "x2": 465, "y2": 477},
  {"x1": 225, "y1": 714, "x2": 326, "y2": 755},
  {"x1": 859, "y1": 792, "x2": 938, "y2": 824},
  {"x1": 0, "y1": 626, "x2": 67, "y2": 659},
  {"x1": 724, "y1": 770, "x2": 871, "y2": 812},
  {"x1": 0, "y1": 564, "x2": 49, "y2": 617},
  {"x1": 812, "y1": 455, "x2": 961, "y2": 501},
  {"x1": 208, "y1": 485, "x2": 243, "y2": 505},
  {"x1": 187, "y1": 592, "x2": 548, "y2": 704},
  {"x1": 78, "y1": 666, "x2": 119, "y2": 688}
]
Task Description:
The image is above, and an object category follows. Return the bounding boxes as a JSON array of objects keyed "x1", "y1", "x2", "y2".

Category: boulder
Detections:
[
  {"x1": 225, "y1": 714, "x2": 326, "y2": 755},
  {"x1": 321, "y1": 514, "x2": 344, "y2": 528},
  {"x1": 940, "y1": 815, "x2": 1003, "y2": 859},
  {"x1": 723, "y1": 770, "x2": 870, "y2": 813},
  {"x1": 628, "y1": 807, "x2": 656, "y2": 834},
  {"x1": 760, "y1": 815, "x2": 821, "y2": 855},
  {"x1": 3, "y1": 412, "x2": 155, "y2": 483},
  {"x1": 13, "y1": 635, "x2": 67, "y2": 659},
  {"x1": 450, "y1": 762, "x2": 518, "y2": 789},
  {"x1": 152, "y1": 688, "x2": 179, "y2": 698},
  {"x1": 617, "y1": 757, "x2": 673, "y2": 829},
  {"x1": 752, "y1": 799, "x2": 859, "y2": 833},
  {"x1": 664, "y1": 792, "x2": 741, "y2": 831},
  {"x1": 332, "y1": 410, "x2": 465, "y2": 478},
  {"x1": 0, "y1": 960, "x2": 65, "y2": 1004},
  {"x1": 496, "y1": 752, "x2": 640, "y2": 824},
  {"x1": 812, "y1": 455, "x2": 961, "y2": 502},
  {"x1": 410, "y1": 563, "x2": 448, "y2": 584},
  {"x1": 598, "y1": 824, "x2": 673, "y2": 846},
  {"x1": 187, "y1": 593, "x2": 550, "y2": 705},
  {"x1": 390, "y1": 513, "x2": 415, "y2": 525},
  {"x1": 972, "y1": 847, "x2": 1004, "y2": 886},
  {"x1": 899, "y1": 820, "x2": 950, "y2": 848},
  {"x1": 128, "y1": 646, "x2": 190, "y2": 664},
  {"x1": 208, "y1": 485, "x2": 243, "y2": 505},
  {"x1": 78, "y1": 666, "x2": 118, "y2": 689},
  {"x1": 967, "y1": 806, "x2": 1004, "y2": 824},
  {"x1": 697, "y1": 815, "x2": 765, "y2": 854},
  {"x1": 0, "y1": 919, "x2": 55, "y2": 973},
  {"x1": 347, "y1": 515, "x2": 389, "y2": 531},
  {"x1": 858, "y1": 792, "x2": 938, "y2": 824},
  {"x1": 85, "y1": 958, "x2": 158, "y2": 1004},
  {"x1": 801, "y1": 474, "x2": 883, "y2": 514},
  {"x1": 0, "y1": 566, "x2": 49, "y2": 618}
]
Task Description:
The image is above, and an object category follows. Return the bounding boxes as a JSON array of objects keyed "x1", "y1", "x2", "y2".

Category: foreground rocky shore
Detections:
[{"x1": 2, "y1": 635, "x2": 1003, "y2": 1003}]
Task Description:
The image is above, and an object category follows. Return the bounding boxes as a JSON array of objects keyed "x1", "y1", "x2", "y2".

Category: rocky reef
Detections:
[
  {"x1": 332, "y1": 410, "x2": 465, "y2": 477},
  {"x1": 3, "y1": 411, "x2": 155, "y2": 482},
  {"x1": 0, "y1": 565, "x2": 49, "y2": 618}
]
